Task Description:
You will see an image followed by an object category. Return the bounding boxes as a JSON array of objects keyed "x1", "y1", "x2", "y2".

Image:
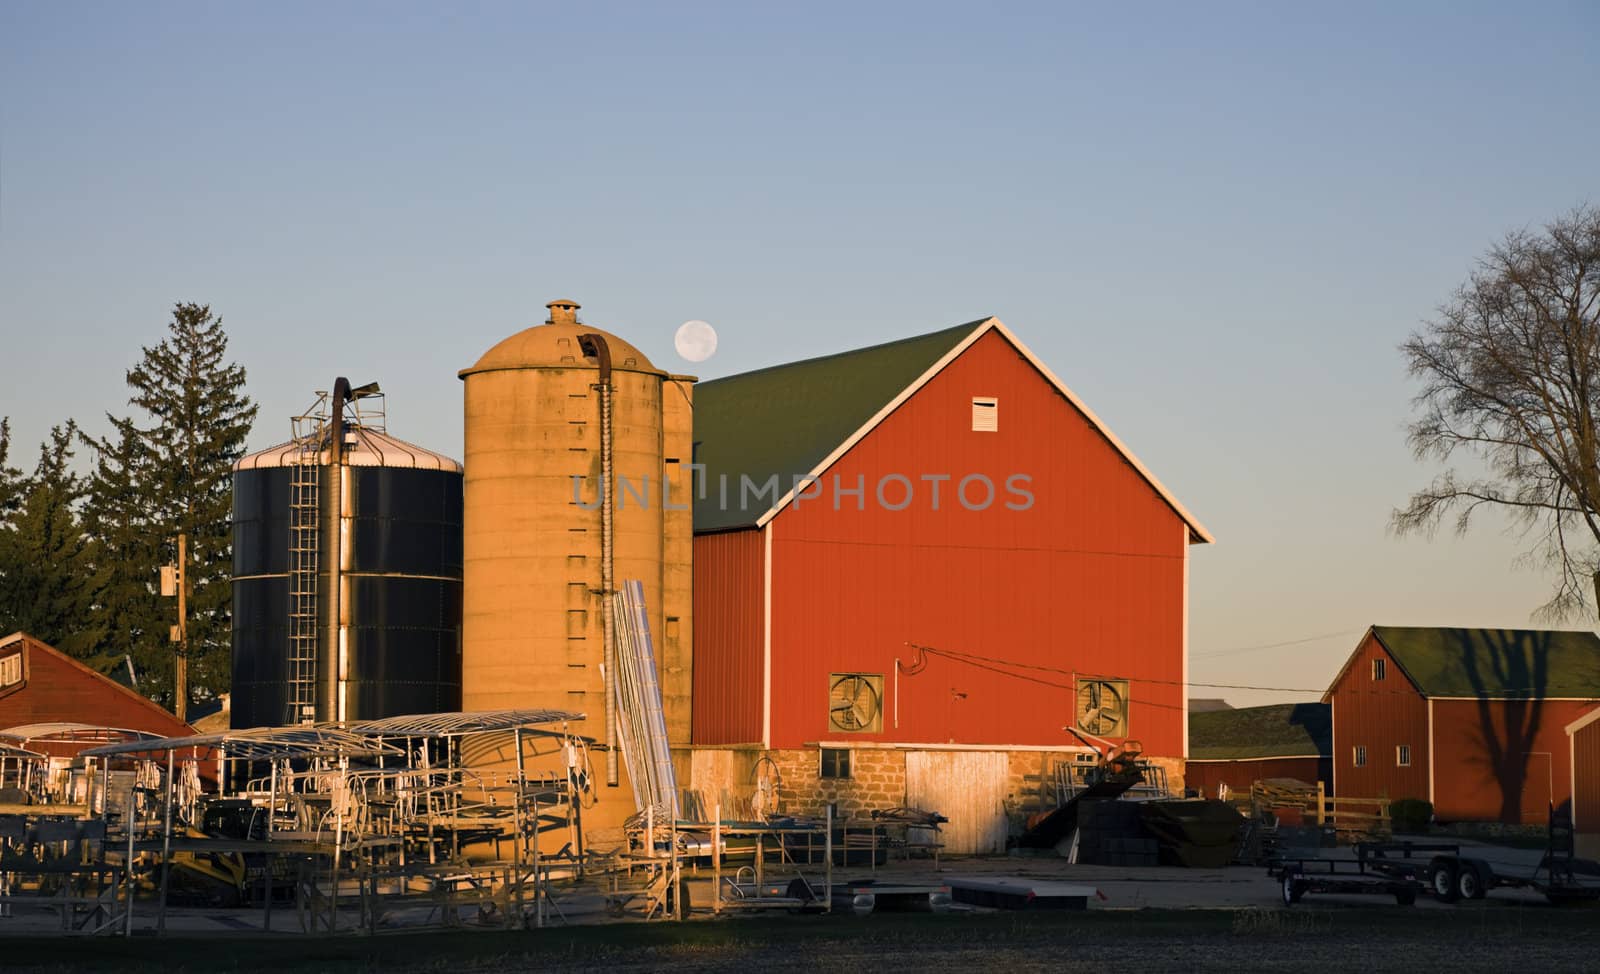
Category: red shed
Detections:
[
  {"x1": 1569, "y1": 705, "x2": 1600, "y2": 857},
  {"x1": 1324, "y1": 627, "x2": 1600, "y2": 825},
  {"x1": 0, "y1": 631, "x2": 196, "y2": 754},
  {"x1": 688, "y1": 317, "x2": 1208, "y2": 842}
]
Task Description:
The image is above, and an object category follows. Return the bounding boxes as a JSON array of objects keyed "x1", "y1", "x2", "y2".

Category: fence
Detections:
[{"x1": 1231, "y1": 780, "x2": 1391, "y2": 837}]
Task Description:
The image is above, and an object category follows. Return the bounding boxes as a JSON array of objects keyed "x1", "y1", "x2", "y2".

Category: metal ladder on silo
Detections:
[{"x1": 285, "y1": 402, "x2": 326, "y2": 725}]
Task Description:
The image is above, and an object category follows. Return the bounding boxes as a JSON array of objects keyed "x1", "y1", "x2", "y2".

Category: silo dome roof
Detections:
[
  {"x1": 235, "y1": 427, "x2": 462, "y2": 472},
  {"x1": 459, "y1": 322, "x2": 664, "y2": 379}
]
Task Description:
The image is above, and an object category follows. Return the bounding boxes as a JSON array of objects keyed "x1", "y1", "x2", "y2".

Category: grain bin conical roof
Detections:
[{"x1": 234, "y1": 427, "x2": 462, "y2": 472}]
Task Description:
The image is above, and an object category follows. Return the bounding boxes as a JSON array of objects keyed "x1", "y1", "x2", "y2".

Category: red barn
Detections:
[
  {"x1": 0, "y1": 631, "x2": 195, "y2": 754},
  {"x1": 1324, "y1": 627, "x2": 1600, "y2": 825},
  {"x1": 1185, "y1": 703, "x2": 1331, "y2": 798},
  {"x1": 687, "y1": 317, "x2": 1209, "y2": 850}
]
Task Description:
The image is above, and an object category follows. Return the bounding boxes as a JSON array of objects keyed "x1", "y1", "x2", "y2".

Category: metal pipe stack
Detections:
[{"x1": 613, "y1": 579, "x2": 678, "y2": 818}]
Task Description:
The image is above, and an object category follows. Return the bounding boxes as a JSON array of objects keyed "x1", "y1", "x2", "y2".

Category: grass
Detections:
[{"x1": 4, "y1": 907, "x2": 1599, "y2": 973}]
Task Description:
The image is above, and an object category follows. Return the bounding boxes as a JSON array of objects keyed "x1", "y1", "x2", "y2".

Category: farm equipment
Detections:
[
  {"x1": 1139, "y1": 799, "x2": 1245, "y2": 868},
  {"x1": 1271, "y1": 810, "x2": 1600, "y2": 907},
  {"x1": 1017, "y1": 737, "x2": 1147, "y2": 849}
]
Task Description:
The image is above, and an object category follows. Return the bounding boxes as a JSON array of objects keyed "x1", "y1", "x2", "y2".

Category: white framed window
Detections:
[
  {"x1": 971, "y1": 397, "x2": 998, "y2": 432},
  {"x1": 1354, "y1": 745, "x2": 1367, "y2": 767},
  {"x1": 0, "y1": 653, "x2": 21, "y2": 687},
  {"x1": 1372, "y1": 658, "x2": 1386, "y2": 681},
  {"x1": 1397, "y1": 745, "x2": 1411, "y2": 767}
]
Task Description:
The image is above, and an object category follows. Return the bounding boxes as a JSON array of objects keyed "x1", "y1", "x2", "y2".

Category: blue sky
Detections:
[{"x1": 3, "y1": 2, "x2": 1596, "y2": 705}]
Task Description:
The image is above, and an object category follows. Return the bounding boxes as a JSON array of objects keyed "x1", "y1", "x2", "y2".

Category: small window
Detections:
[
  {"x1": 1397, "y1": 745, "x2": 1411, "y2": 767},
  {"x1": 1354, "y1": 745, "x2": 1367, "y2": 767},
  {"x1": 820, "y1": 747, "x2": 851, "y2": 779},
  {"x1": 0, "y1": 653, "x2": 20, "y2": 687},
  {"x1": 971, "y1": 397, "x2": 998, "y2": 432},
  {"x1": 1372, "y1": 658, "x2": 1385, "y2": 681}
]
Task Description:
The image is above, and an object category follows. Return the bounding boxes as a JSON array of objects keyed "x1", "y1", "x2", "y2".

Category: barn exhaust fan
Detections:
[
  {"x1": 828, "y1": 673, "x2": 883, "y2": 734},
  {"x1": 1076, "y1": 679, "x2": 1129, "y2": 737}
]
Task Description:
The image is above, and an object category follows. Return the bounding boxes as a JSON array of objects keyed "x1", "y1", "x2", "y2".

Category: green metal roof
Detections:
[
  {"x1": 1369, "y1": 626, "x2": 1600, "y2": 699},
  {"x1": 1187, "y1": 703, "x2": 1331, "y2": 761},
  {"x1": 692, "y1": 319, "x2": 988, "y2": 532}
]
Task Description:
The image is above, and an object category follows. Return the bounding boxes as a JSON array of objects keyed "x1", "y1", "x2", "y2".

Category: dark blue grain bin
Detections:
[{"x1": 232, "y1": 425, "x2": 462, "y2": 727}]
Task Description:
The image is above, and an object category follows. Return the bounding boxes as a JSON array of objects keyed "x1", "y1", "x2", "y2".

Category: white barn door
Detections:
[{"x1": 904, "y1": 750, "x2": 1009, "y2": 855}]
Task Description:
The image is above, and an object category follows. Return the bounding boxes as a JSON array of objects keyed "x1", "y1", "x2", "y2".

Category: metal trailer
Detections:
[
  {"x1": 1270, "y1": 853, "x2": 1424, "y2": 906},
  {"x1": 830, "y1": 880, "x2": 953, "y2": 916},
  {"x1": 1272, "y1": 840, "x2": 1600, "y2": 907}
]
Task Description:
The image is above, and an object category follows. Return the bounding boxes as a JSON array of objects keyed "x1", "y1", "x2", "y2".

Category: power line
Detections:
[
  {"x1": 1191, "y1": 629, "x2": 1362, "y2": 660},
  {"x1": 905, "y1": 641, "x2": 1599, "y2": 702}
]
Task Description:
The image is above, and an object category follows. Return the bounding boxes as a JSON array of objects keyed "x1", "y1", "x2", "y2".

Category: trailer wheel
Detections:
[
  {"x1": 1456, "y1": 865, "x2": 1482, "y2": 901},
  {"x1": 1395, "y1": 887, "x2": 1417, "y2": 906},
  {"x1": 1429, "y1": 859, "x2": 1460, "y2": 903},
  {"x1": 1281, "y1": 869, "x2": 1304, "y2": 906}
]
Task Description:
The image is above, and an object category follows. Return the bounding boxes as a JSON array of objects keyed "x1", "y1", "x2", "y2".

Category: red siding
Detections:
[
  {"x1": 1431, "y1": 697, "x2": 1596, "y2": 824},
  {"x1": 766, "y1": 328, "x2": 1189, "y2": 753},
  {"x1": 0, "y1": 633, "x2": 195, "y2": 751},
  {"x1": 1186, "y1": 757, "x2": 1328, "y2": 797},
  {"x1": 1575, "y1": 709, "x2": 1600, "y2": 834},
  {"x1": 691, "y1": 530, "x2": 765, "y2": 745},
  {"x1": 1328, "y1": 634, "x2": 1431, "y2": 803}
]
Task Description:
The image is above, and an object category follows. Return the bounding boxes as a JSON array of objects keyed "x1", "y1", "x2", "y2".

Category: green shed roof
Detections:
[
  {"x1": 691, "y1": 319, "x2": 987, "y2": 532},
  {"x1": 1368, "y1": 626, "x2": 1600, "y2": 699},
  {"x1": 1187, "y1": 703, "x2": 1331, "y2": 761}
]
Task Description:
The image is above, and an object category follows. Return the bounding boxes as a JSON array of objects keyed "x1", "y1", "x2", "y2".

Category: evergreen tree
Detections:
[
  {"x1": 88, "y1": 303, "x2": 257, "y2": 710},
  {"x1": 81, "y1": 424, "x2": 166, "y2": 694},
  {"x1": 0, "y1": 419, "x2": 18, "y2": 637},
  {"x1": 0, "y1": 418, "x2": 22, "y2": 520},
  {"x1": 0, "y1": 421, "x2": 108, "y2": 659}
]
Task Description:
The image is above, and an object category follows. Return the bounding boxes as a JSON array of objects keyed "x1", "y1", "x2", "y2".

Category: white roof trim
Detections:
[
  {"x1": 1187, "y1": 754, "x2": 1323, "y2": 763},
  {"x1": 752, "y1": 317, "x2": 1213, "y2": 543},
  {"x1": 1321, "y1": 626, "x2": 1383, "y2": 702},
  {"x1": 800, "y1": 740, "x2": 1098, "y2": 753},
  {"x1": 1563, "y1": 705, "x2": 1600, "y2": 736}
]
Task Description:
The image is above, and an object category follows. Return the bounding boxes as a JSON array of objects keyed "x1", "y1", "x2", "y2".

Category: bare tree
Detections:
[{"x1": 1395, "y1": 205, "x2": 1600, "y2": 621}]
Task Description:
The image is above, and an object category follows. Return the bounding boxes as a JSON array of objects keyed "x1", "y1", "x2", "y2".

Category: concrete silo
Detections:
[
  {"x1": 232, "y1": 380, "x2": 464, "y2": 727},
  {"x1": 459, "y1": 300, "x2": 694, "y2": 819}
]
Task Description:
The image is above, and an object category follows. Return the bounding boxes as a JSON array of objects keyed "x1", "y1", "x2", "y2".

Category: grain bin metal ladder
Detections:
[{"x1": 285, "y1": 401, "x2": 328, "y2": 725}]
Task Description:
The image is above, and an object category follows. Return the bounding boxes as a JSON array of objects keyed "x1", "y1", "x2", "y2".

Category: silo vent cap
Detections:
[{"x1": 545, "y1": 299, "x2": 581, "y2": 326}]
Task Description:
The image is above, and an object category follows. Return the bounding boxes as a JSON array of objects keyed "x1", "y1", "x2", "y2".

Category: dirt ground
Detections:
[
  {"x1": 4, "y1": 907, "x2": 1600, "y2": 973},
  {"x1": 3, "y1": 848, "x2": 1598, "y2": 971}
]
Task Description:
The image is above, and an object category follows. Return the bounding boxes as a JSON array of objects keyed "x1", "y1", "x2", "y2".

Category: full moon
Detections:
[{"x1": 673, "y1": 320, "x2": 718, "y2": 363}]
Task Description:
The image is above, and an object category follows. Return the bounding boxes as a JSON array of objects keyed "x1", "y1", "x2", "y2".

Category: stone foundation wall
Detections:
[
  {"x1": 768, "y1": 747, "x2": 908, "y2": 819},
  {"x1": 688, "y1": 745, "x2": 1188, "y2": 840},
  {"x1": 1143, "y1": 755, "x2": 1187, "y2": 796}
]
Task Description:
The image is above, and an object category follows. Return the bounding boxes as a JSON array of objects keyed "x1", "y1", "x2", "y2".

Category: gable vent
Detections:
[{"x1": 971, "y1": 396, "x2": 998, "y2": 432}]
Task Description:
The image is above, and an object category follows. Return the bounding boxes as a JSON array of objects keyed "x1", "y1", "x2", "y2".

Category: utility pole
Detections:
[{"x1": 161, "y1": 533, "x2": 189, "y2": 721}]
